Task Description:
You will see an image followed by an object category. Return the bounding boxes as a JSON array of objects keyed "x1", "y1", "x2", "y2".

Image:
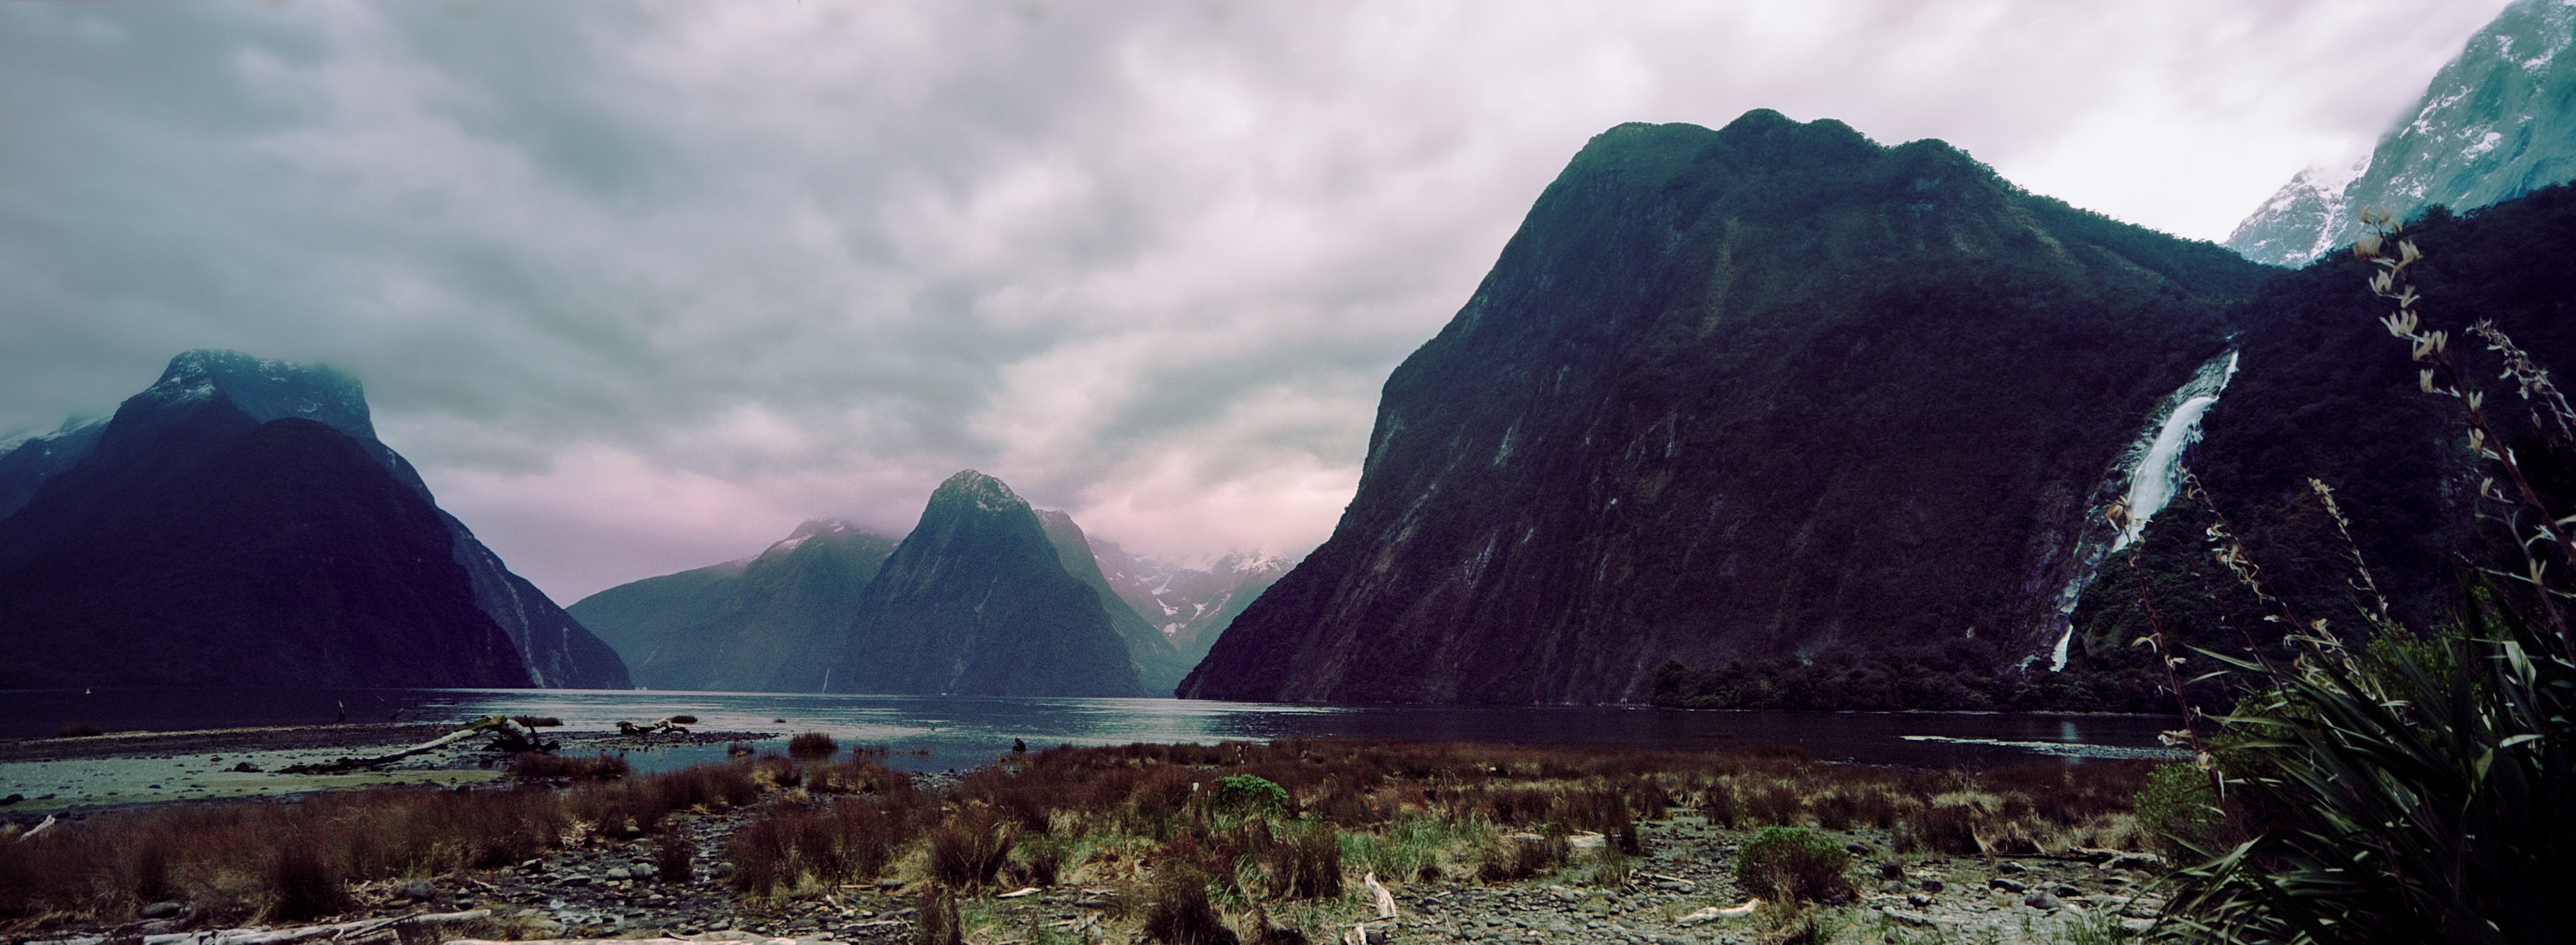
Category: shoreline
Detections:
[{"x1": 0, "y1": 725, "x2": 772, "y2": 819}]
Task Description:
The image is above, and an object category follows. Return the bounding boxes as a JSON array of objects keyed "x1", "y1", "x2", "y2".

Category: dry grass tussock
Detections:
[{"x1": 0, "y1": 740, "x2": 2157, "y2": 941}]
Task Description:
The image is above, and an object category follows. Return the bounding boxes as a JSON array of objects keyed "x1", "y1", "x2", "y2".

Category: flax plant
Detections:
[{"x1": 2155, "y1": 212, "x2": 2576, "y2": 944}]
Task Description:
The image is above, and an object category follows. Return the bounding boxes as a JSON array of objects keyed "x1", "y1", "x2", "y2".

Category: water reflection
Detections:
[{"x1": 0, "y1": 688, "x2": 2187, "y2": 773}]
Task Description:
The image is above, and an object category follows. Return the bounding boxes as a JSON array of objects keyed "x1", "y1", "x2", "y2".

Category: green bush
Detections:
[
  {"x1": 2130, "y1": 761, "x2": 2222, "y2": 858},
  {"x1": 1732, "y1": 826, "x2": 1854, "y2": 904},
  {"x1": 1212, "y1": 775, "x2": 1288, "y2": 817}
]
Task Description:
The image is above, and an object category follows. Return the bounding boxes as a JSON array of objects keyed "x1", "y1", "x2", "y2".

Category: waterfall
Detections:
[
  {"x1": 2045, "y1": 349, "x2": 2241, "y2": 672},
  {"x1": 2110, "y1": 350, "x2": 2238, "y2": 553}
]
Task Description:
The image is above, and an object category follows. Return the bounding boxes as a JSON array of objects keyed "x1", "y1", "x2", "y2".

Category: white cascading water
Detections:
[
  {"x1": 2109, "y1": 350, "x2": 2239, "y2": 554},
  {"x1": 2047, "y1": 350, "x2": 2241, "y2": 671}
]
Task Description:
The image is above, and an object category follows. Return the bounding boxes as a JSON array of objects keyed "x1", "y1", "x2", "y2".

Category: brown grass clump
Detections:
[
  {"x1": 506, "y1": 752, "x2": 630, "y2": 780},
  {"x1": 927, "y1": 806, "x2": 1016, "y2": 888},
  {"x1": 1896, "y1": 802, "x2": 1984, "y2": 855},
  {"x1": 787, "y1": 732, "x2": 838, "y2": 758},
  {"x1": 724, "y1": 792, "x2": 930, "y2": 897},
  {"x1": 915, "y1": 885, "x2": 962, "y2": 945},
  {"x1": 1260, "y1": 821, "x2": 1341, "y2": 900},
  {"x1": 1142, "y1": 869, "x2": 1237, "y2": 945},
  {"x1": 268, "y1": 847, "x2": 343, "y2": 921},
  {"x1": 54, "y1": 723, "x2": 105, "y2": 738}
]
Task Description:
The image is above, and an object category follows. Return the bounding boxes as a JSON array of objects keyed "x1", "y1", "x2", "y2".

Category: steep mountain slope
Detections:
[
  {"x1": 1035, "y1": 511, "x2": 1193, "y2": 695},
  {"x1": 0, "y1": 351, "x2": 629, "y2": 688},
  {"x1": 571, "y1": 520, "x2": 900, "y2": 692},
  {"x1": 1181, "y1": 112, "x2": 2271, "y2": 705},
  {"x1": 1087, "y1": 541, "x2": 1291, "y2": 667},
  {"x1": 2228, "y1": 0, "x2": 2576, "y2": 265},
  {"x1": 0, "y1": 404, "x2": 530, "y2": 687},
  {"x1": 2082, "y1": 183, "x2": 2576, "y2": 660},
  {"x1": 830, "y1": 471, "x2": 1142, "y2": 697},
  {"x1": 0, "y1": 416, "x2": 107, "y2": 522}
]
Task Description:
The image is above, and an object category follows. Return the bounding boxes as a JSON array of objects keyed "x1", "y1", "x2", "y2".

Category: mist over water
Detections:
[{"x1": 0, "y1": 689, "x2": 2185, "y2": 773}]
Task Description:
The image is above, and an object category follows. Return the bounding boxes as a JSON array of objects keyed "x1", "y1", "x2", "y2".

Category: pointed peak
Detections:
[
  {"x1": 142, "y1": 350, "x2": 377, "y2": 441},
  {"x1": 930, "y1": 469, "x2": 1030, "y2": 515},
  {"x1": 786, "y1": 518, "x2": 858, "y2": 540}
]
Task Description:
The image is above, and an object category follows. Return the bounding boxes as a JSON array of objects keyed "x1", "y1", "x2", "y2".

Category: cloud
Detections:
[{"x1": 0, "y1": 0, "x2": 2517, "y2": 599}]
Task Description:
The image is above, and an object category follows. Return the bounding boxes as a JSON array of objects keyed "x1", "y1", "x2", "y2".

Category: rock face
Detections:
[
  {"x1": 0, "y1": 351, "x2": 627, "y2": 688},
  {"x1": 1035, "y1": 510, "x2": 1194, "y2": 696},
  {"x1": 2226, "y1": 0, "x2": 2576, "y2": 266},
  {"x1": 571, "y1": 520, "x2": 901, "y2": 692},
  {"x1": 1088, "y1": 541, "x2": 1291, "y2": 670},
  {"x1": 1181, "y1": 113, "x2": 2270, "y2": 704},
  {"x1": 830, "y1": 471, "x2": 1142, "y2": 697}
]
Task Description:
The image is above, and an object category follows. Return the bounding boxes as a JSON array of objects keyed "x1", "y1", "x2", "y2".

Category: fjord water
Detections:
[{"x1": 0, "y1": 689, "x2": 2182, "y2": 773}]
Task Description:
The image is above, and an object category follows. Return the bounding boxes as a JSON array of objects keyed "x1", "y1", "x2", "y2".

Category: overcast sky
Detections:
[{"x1": 0, "y1": 0, "x2": 2519, "y2": 602}]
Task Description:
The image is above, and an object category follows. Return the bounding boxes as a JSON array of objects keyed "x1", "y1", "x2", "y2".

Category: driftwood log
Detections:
[
  {"x1": 614, "y1": 716, "x2": 695, "y2": 736},
  {"x1": 280, "y1": 717, "x2": 547, "y2": 775}
]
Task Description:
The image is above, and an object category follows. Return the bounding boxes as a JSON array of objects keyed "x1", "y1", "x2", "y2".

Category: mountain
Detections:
[
  {"x1": 1179, "y1": 112, "x2": 2273, "y2": 705},
  {"x1": 2081, "y1": 182, "x2": 2576, "y2": 667},
  {"x1": 0, "y1": 416, "x2": 108, "y2": 522},
  {"x1": 570, "y1": 519, "x2": 900, "y2": 692},
  {"x1": 828, "y1": 471, "x2": 1142, "y2": 697},
  {"x1": 0, "y1": 355, "x2": 536, "y2": 687},
  {"x1": 1034, "y1": 510, "x2": 1194, "y2": 695},
  {"x1": 2227, "y1": 0, "x2": 2576, "y2": 266},
  {"x1": 1086, "y1": 541, "x2": 1290, "y2": 667},
  {"x1": 0, "y1": 351, "x2": 630, "y2": 689}
]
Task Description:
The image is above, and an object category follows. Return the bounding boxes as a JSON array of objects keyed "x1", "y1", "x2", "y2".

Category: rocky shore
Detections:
[{"x1": 14, "y1": 808, "x2": 2165, "y2": 945}]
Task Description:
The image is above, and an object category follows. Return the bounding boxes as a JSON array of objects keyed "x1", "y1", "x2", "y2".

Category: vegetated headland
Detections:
[{"x1": 0, "y1": 726, "x2": 2178, "y2": 945}]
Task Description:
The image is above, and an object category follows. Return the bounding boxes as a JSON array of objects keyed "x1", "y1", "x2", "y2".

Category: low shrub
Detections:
[
  {"x1": 1212, "y1": 774, "x2": 1288, "y2": 817},
  {"x1": 788, "y1": 732, "x2": 838, "y2": 758},
  {"x1": 2130, "y1": 761, "x2": 2223, "y2": 858},
  {"x1": 54, "y1": 723, "x2": 104, "y2": 738},
  {"x1": 1733, "y1": 826, "x2": 1855, "y2": 904}
]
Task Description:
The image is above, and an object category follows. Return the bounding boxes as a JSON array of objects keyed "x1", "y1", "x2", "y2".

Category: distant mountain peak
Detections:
[
  {"x1": 141, "y1": 350, "x2": 377, "y2": 442},
  {"x1": 934, "y1": 469, "x2": 1026, "y2": 514},
  {"x1": 2225, "y1": 0, "x2": 2576, "y2": 265},
  {"x1": 760, "y1": 518, "x2": 877, "y2": 559}
]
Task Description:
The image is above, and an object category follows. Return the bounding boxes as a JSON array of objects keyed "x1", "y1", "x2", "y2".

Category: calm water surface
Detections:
[{"x1": 0, "y1": 688, "x2": 2186, "y2": 774}]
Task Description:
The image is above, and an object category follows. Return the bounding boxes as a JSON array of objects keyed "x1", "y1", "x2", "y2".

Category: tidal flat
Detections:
[{"x1": 0, "y1": 725, "x2": 2174, "y2": 945}]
